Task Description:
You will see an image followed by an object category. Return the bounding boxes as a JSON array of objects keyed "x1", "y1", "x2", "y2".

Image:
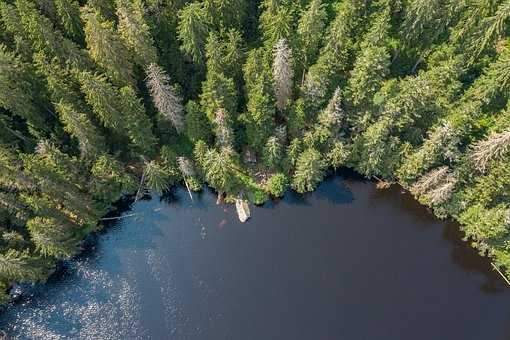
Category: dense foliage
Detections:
[{"x1": 0, "y1": 0, "x2": 509, "y2": 300}]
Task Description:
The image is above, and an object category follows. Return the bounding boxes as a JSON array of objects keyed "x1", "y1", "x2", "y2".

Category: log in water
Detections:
[{"x1": 1, "y1": 173, "x2": 509, "y2": 339}]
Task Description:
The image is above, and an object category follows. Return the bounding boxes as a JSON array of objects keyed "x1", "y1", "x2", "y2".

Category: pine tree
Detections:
[
  {"x1": 146, "y1": 63, "x2": 184, "y2": 133},
  {"x1": 81, "y1": 6, "x2": 135, "y2": 86}
]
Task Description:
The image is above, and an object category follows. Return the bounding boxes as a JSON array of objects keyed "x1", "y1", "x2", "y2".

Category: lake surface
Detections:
[{"x1": 1, "y1": 173, "x2": 510, "y2": 340}]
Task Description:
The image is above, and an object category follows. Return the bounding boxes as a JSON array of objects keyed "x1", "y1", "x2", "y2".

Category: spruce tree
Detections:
[
  {"x1": 81, "y1": 6, "x2": 135, "y2": 86},
  {"x1": 0, "y1": 249, "x2": 53, "y2": 283},
  {"x1": 0, "y1": 2, "x2": 33, "y2": 60},
  {"x1": 146, "y1": 63, "x2": 185, "y2": 133},
  {"x1": 15, "y1": 0, "x2": 89, "y2": 68},
  {"x1": 302, "y1": 0, "x2": 370, "y2": 108},
  {"x1": 201, "y1": 146, "x2": 238, "y2": 194},
  {"x1": 200, "y1": 70, "x2": 237, "y2": 123},
  {"x1": 292, "y1": 147, "x2": 326, "y2": 193},
  {"x1": 203, "y1": 0, "x2": 246, "y2": 30},
  {"x1": 27, "y1": 216, "x2": 81, "y2": 258},
  {"x1": 242, "y1": 48, "x2": 275, "y2": 152},
  {"x1": 116, "y1": 0, "x2": 158, "y2": 67},
  {"x1": 78, "y1": 71, "x2": 157, "y2": 156},
  {"x1": 177, "y1": 2, "x2": 210, "y2": 65},
  {"x1": 273, "y1": 38, "x2": 294, "y2": 112},
  {"x1": 297, "y1": 0, "x2": 327, "y2": 73},
  {"x1": 0, "y1": 44, "x2": 47, "y2": 135},
  {"x1": 184, "y1": 100, "x2": 214, "y2": 144},
  {"x1": 53, "y1": 0, "x2": 83, "y2": 41}
]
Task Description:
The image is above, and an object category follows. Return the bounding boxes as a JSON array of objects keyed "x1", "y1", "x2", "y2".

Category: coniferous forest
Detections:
[{"x1": 0, "y1": 0, "x2": 509, "y2": 301}]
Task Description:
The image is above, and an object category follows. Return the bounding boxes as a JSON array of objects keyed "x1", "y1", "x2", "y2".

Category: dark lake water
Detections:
[{"x1": 1, "y1": 173, "x2": 510, "y2": 339}]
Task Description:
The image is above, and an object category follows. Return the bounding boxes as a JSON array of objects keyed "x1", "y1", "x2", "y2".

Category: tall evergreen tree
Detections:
[
  {"x1": 116, "y1": 0, "x2": 158, "y2": 67},
  {"x1": 273, "y1": 38, "x2": 294, "y2": 112},
  {"x1": 203, "y1": 0, "x2": 246, "y2": 30},
  {"x1": 0, "y1": 249, "x2": 53, "y2": 284},
  {"x1": 0, "y1": 45, "x2": 47, "y2": 135},
  {"x1": 81, "y1": 6, "x2": 135, "y2": 86},
  {"x1": 15, "y1": 0, "x2": 89, "y2": 68},
  {"x1": 292, "y1": 147, "x2": 326, "y2": 193},
  {"x1": 0, "y1": 2, "x2": 33, "y2": 60},
  {"x1": 53, "y1": 0, "x2": 84, "y2": 41},
  {"x1": 297, "y1": 0, "x2": 327, "y2": 75},
  {"x1": 302, "y1": 0, "x2": 371, "y2": 108},
  {"x1": 78, "y1": 71, "x2": 157, "y2": 156},
  {"x1": 177, "y1": 2, "x2": 210, "y2": 65},
  {"x1": 146, "y1": 63, "x2": 185, "y2": 133},
  {"x1": 27, "y1": 216, "x2": 81, "y2": 258}
]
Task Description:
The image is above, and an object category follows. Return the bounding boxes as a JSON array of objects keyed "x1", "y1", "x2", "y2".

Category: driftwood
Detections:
[
  {"x1": 183, "y1": 177, "x2": 193, "y2": 201},
  {"x1": 491, "y1": 263, "x2": 510, "y2": 286},
  {"x1": 101, "y1": 213, "x2": 140, "y2": 221}
]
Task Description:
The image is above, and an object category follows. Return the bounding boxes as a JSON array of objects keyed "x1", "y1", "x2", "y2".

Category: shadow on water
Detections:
[
  {"x1": 313, "y1": 175, "x2": 354, "y2": 204},
  {"x1": 368, "y1": 182, "x2": 440, "y2": 224},
  {"x1": 368, "y1": 181, "x2": 508, "y2": 293},
  {"x1": 442, "y1": 222, "x2": 508, "y2": 294},
  {"x1": 283, "y1": 170, "x2": 356, "y2": 207}
]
